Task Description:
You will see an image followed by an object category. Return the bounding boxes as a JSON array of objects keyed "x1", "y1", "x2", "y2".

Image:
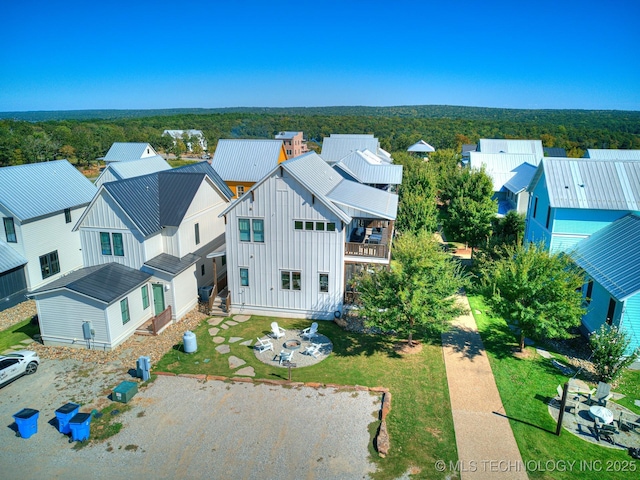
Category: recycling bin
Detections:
[
  {"x1": 113, "y1": 381, "x2": 138, "y2": 403},
  {"x1": 68, "y1": 412, "x2": 92, "y2": 442},
  {"x1": 55, "y1": 403, "x2": 80, "y2": 434},
  {"x1": 12, "y1": 408, "x2": 39, "y2": 439}
]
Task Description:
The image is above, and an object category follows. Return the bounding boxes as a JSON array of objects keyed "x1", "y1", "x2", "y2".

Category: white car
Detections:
[{"x1": 0, "y1": 350, "x2": 40, "y2": 387}]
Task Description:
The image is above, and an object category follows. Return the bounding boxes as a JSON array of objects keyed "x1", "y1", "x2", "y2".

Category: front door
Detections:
[{"x1": 152, "y1": 284, "x2": 165, "y2": 316}]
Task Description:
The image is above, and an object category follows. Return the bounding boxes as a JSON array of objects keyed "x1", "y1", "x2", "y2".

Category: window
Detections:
[
  {"x1": 315, "y1": 222, "x2": 325, "y2": 231},
  {"x1": 120, "y1": 298, "x2": 130, "y2": 325},
  {"x1": 606, "y1": 297, "x2": 616, "y2": 325},
  {"x1": 39, "y1": 251, "x2": 60, "y2": 279},
  {"x1": 319, "y1": 273, "x2": 329, "y2": 293},
  {"x1": 585, "y1": 280, "x2": 594, "y2": 305},
  {"x1": 252, "y1": 219, "x2": 264, "y2": 242},
  {"x1": 195, "y1": 223, "x2": 200, "y2": 245},
  {"x1": 533, "y1": 197, "x2": 538, "y2": 218},
  {"x1": 112, "y1": 233, "x2": 124, "y2": 256},
  {"x1": 141, "y1": 285, "x2": 150, "y2": 309},
  {"x1": 305, "y1": 221, "x2": 314, "y2": 231},
  {"x1": 236, "y1": 185, "x2": 245, "y2": 197},
  {"x1": 201, "y1": 264, "x2": 205, "y2": 276},
  {"x1": 281, "y1": 271, "x2": 301, "y2": 291},
  {"x1": 545, "y1": 206, "x2": 551, "y2": 229},
  {"x1": 64, "y1": 208, "x2": 72, "y2": 224},
  {"x1": 294, "y1": 221, "x2": 303, "y2": 230},
  {"x1": 100, "y1": 232, "x2": 112, "y2": 255},
  {"x1": 240, "y1": 268, "x2": 249, "y2": 287},
  {"x1": 327, "y1": 223, "x2": 336, "y2": 232},
  {"x1": 3, "y1": 217, "x2": 16, "y2": 243},
  {"x1": 239, "y1": 219, "x2": 251, "y2": 242},
  {"x1": 221, "y1": 255, "x2": 226, "y2": 266}
]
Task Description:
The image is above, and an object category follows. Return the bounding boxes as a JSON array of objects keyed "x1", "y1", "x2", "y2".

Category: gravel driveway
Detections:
[{"x1": 1, "y1": 373, "x2": 380, "y2": 479}]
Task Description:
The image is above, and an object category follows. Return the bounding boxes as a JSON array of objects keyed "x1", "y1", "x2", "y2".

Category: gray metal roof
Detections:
[
  {"x1": 320, "y1": 134, "x2": 381, "y2": 163},
  {"x1": 544, "y1": 147, "x2": 567, "y2": 157},
  {"x1": 327, "y1": 181, "x2": 398, "y2": 220},
  {"x1": 407, "y1": 140, "x2": 435, "y2": 152},
  {"x1": 0, "y1": 160, "x2": 97, "y2": 222},
  {"x1": 105, "y1": 156, "x2": 171, "y2": 180},
  {"x1": 144, "y1": 253, "x2": 200, "y2": 275},
  {"x1": 30, "y1": 263, "x2": 151, "y2": 304},
  {"x1": 585, "y1": 149, "x2": 640, "y2": 161},
  {"x1": 158, "y1": 172, "x2": 204, "y2": 227},
  {"x1": 171, "y1": 161, "x2": 233, "y2": 200},
  {"x1": 462, "y1": 144, "x2": 478, "y2": 153},
  {"x1": 503, "y1": 162, "x2": 537, "y2": 194},
  {"x1": 103, "y1": 143, "x2": 157, "y2": 161},
  {"x1": 470, "y1": 152, "x2": 539, "y2": 192},
  {"x1": 530, "y1": 158, "x2": 640, "y2": 210},
  {"x1": 0, "y1": 239, "x2": 27, "y2": 273},
  {"x1": 275, "y1": 131, "x2": 300, "y2": 140},
  {"x1": 570, "y1": 214, "x2": 640, "y2": 301},
  {"x1": 333, "y1": 150, "x2": 403, "y2": 185},
  {"x1": 479, "y1": 139, "x2": 544, "y2": 160},
  {"x1": 211, "y1": 139, "x2": 284, "y2": 182}
]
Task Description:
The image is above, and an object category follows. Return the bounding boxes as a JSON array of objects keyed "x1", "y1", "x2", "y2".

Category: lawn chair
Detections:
[
  {"x1": 593, "y1": 418, "x2": 618, "y2": 444},
  {"x1": 588, "y1": 382, "x2": 612, "y2": 407},
  {"x1": 301, "y1": 322, "x2": 318, "y2": 341},
  {"x1": 255, "y1": 337, "x2": 273, "y2": 353},
  {"x1": 556, "y1": 385, "x2": 580, "y2": 415},
  {"x1": 271, "y1": 322, "x2": 285, "y2": 339},
  {"x1": 618, "y1": 412, "x2": 640, "y2": 433},
  {"x1": 303, "y1": 343, "x2": 322, "y2": 358},
  {"x1": 279, "y1": 350, "x2": 294, "y2": 365}
]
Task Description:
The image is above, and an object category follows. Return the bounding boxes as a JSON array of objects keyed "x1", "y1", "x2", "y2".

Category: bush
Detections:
[{"x1": 589, "y1": 325, "x2": 640, "y2": 382}]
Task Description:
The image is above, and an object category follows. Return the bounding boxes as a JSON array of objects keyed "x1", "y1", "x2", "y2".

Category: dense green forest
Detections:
[{"x1": 1, "y1": 106, "x2": 639, "y2": 167}]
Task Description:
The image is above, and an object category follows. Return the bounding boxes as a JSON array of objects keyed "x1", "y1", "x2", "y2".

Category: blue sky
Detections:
[{"x1": 1, "y1": 0, "x2": 639, "y2": 112}]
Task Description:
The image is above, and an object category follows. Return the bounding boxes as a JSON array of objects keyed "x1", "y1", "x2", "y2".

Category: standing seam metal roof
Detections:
[
  {"x1": 586, "y1": 149, "x2": 640, "y2": 161},
  {"x1": 570, "y1": 214, "x2": 640, "y2": 301},
  {"x1": 211, "y1": 139, "x2": 284, "y2": 182},
  {"x1": 333, "y1": 150, "x2": 403, "y2": 185},
  {"x1": 320, "y1": 134, "x2": 381, "y2": 163},
  {"x1": 103, "y1": 143, "x2": 156, "y2": 161},
  {"x1": 478, "y1": 139, "x2": 544, "y2": 160},
  {"x1": 0, "y1": 239, "x2": 27, "y2": 272},
  {"x1": 0, "y1": 160, "x2": 97, "y2": 222},
  {"x1": 470, "y1": 152, "x2": 539, "y2": 192},
  {"x1": 105, "y1": 156, "x2": 171, "y2": 181}
]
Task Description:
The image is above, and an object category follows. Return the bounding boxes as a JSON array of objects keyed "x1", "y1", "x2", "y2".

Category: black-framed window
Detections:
[
  {"x1": 39, "y1": 251, "x2": 60, "y2": 279},
  {"x1": 121, "y1": 298, "x2": 130, "y2": 325},
  {"x1": 236, "y1": 185, "x2": 245, "y2": 197},
  {"x1": 533, "y1": 197, "x2": 538, "y2": 218},
  {"x1": 3, "y1": 217, "x2": 16, "y2": 243},
  {"x1": 201, "y1": 264, "x2": 205, "y2": 276},
  {"x1": 64, "y1": 208, "x2": 71, "y2": 224},
  {"x1": 545, "y1": 206, "x2": 551, "y2": 229},
  {"x1": 606, "y1": 297, "x2": 616, "y2": 325},
  {"x1": 240, "y1": 268, "x2": 249, "y2": 286},
  {"x1": 585, "y1": 280, "x2": 594, "y2": 305},
  {"x1": 294, "y1": 221, "x2": 303, "y2": 230},
  {"x1": 141, "y1": 285, "x2": 150, "y2": 309},
  {"x1": 281, "y1": 270, "x2": 301, "y2": 291},
  {"x1": 327, "y1": 222, "x2": 336, "y2": 231},
  {"x1": 195, "y1": 223, "x2": 200, "y2": 245},
  {"x1": 319, "y1": 273, "x2": 329, "y2": 293},
  {"x1": 294, "y1": 220, "x2": 336, "y2": 232}
]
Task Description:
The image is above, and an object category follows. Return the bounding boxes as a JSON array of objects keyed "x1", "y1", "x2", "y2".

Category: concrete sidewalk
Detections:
[{"x1": 442, "y1": 294, "x2": 528, "y2": 479}]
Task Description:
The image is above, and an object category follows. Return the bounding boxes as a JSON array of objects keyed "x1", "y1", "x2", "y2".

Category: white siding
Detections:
[
  {"x1": 106, "y1": 283, "x2": 154, "y2": 348},
  {"x1": 226, "y1": 170, "x2": 344, "y2": 318},
  {"x1": 79, "y1": 193, "x2": 134, "y2": 231},
  {"x1": 80, "y1": 228, "x2": 146, "y2": 269},
  {"x1": 94, "y1": 170, "x2": 118, "y2": 188},
  {"x1": 171, "y1": 267, "x2": 198, "y2": 320}
]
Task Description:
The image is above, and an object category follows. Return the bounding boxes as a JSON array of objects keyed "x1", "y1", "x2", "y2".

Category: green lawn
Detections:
[
  {"x1": 469, "y1": 295, "x2": 640, "y2": 480},
  {"x1": 155, "y1": 316, "x2": 457, "y2": 480},
  {"x1": 0, "y1": 318, "x2": 39, "y2": 352}
]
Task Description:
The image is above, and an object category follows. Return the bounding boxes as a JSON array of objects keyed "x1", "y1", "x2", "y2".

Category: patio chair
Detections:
[
  {"x1": 593, "y1": 418, "x2": 618, "y2": 444},
  {"x1": 556, "y1": 385, "x2": 580, "y2": 415},
  {"x1": 255, "y1": 337, "x2": 273, "y2": 353},
  {"x1": 303, "y1": 343, "x2": 322, "y2": 358},
  {"x1": 301, "y1": 322, "x2": 318, "y2": 341},
  {"x1": 618, "y1": 412, "x2": 640, "y2": 433},
  {"x1": 270, "y1": 322, "x2": 285, "y2": 339},
  {"x1": 279, "y1": 350, "x2": 294, "y2": 365},
  {"x1": 588, "y1": 382, "x2": 612, "y2": 407}
]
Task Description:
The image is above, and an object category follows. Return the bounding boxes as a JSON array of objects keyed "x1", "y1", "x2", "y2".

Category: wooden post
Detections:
[{"x1": 556, "y1": 382, "x2": 569, "y2": 436}]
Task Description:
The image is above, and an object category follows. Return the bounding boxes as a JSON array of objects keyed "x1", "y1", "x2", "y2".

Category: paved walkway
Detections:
[{"x1": 442, "y1": 294, "x2": 528, "y2": 479}]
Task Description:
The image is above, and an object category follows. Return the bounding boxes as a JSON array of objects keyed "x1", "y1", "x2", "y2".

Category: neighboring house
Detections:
[
  {"x1": 220, "y1": 152, "x2": 398, "y2": 320},
  {"x1": 332, "y1": 149, "x2": 403, "y2": 191},
  {"x1": 461, "y1": 143, "x2": 477, "y2": 165},
  {"x1": 163, "y1": 130, "x2": 208, "y2": 152},
  {"x1": 101, "y1": 142, "x2": 159, "y2": 165},
  {"x1": 0, "y1": 160, "x2": 97, "y2": 297},
  {"x1": 478, "y1": 138, "x2": 544, "y2": 162},
  {"x1": 524, "y1": 158, "x2": 640, "y2": 253},
  {"x1": 275, "y1": 131, "x2": 309, "y2": 159},
  {"x1": 469, "y1": 152, "x2": 539, "y2": 215},
  {"x1": 584, "y1": 149, "x2": 640, "y2": 160},
  {"x1": 407, "y1": 140, "x2": 435, "y2": 154},
  {"x1": 94, "y1": 156, "x2": 172, "y2": 188},
  {"x1": 30, "y1": 162, "x2": 233, "y2": 350},
  {"x1": 0, "y1": 239, "x2": 28, "y2": 311},
  {"x1": 320, "y1": 134, "x2": 392, "y2": 164},
  {"x1": 543, "y1": 147, "x2": 567, "y2": 157},
  {"x1": 211, "y1": 139, "x2": 287, "y2": 198},
  {"x1": 570, "y1": 213, "x2": 640, "y2": 355}
]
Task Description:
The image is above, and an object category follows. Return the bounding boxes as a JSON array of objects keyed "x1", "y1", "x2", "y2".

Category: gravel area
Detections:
[
  {"x1": 1, "y1": 375, "x2": 380, "y2": 480},
  {"x1": 0, "y1": 300, "x2": 37, "y2": 331}
]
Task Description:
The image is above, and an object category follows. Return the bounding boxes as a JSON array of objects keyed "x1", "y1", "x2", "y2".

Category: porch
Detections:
[{"x1": 344, "y1": 219, "x2": 394, "y2": 261}]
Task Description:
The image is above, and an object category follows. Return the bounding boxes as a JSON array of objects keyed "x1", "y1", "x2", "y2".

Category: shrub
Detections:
[{"x1": 589, "y1": 325, "x2": 640, "y2": 382}]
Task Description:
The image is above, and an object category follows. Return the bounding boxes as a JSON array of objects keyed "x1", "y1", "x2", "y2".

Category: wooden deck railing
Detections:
[
  {"x1": 344, "y1": 242, "x2": 389, "y2": 259},
  {"x1": 152, "y1": 305, "x2": 172, "y2": 334}
]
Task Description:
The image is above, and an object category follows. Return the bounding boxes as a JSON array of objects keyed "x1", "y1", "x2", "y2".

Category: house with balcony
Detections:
[
  {"x1": 524, "y1": 158, "x2": 640, "y2": 253},
  {"x1": 275, "y1": 131, "x2": 309, "y2": 159},
  {"x1": 29, "y1": 162, "x2": 233, "y2": 350},
  {"x1": 220, "y1": 151, "x2": 398, "y2": 320},
  {"x1": 211, "y1": 139, "x2": 287, "y2": 198},
  {"x1": 0, "y1": 160, "x2": 97, "y2": 311}
]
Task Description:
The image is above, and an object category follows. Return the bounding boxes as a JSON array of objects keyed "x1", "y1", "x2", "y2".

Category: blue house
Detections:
[
  {"x1": 525, "y1": 158, "x2": 640, "y2": 253},
  {"x1": 570, "y1": 214, "x2": 640, "y2": 355}
]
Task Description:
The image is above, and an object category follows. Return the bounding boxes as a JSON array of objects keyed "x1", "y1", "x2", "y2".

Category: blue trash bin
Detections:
[
  {"x1": 68, "y1": 413, "x2": 91, "y2": 442},
  {"x1": 13, "y1": 408, "x2": 39, "y2": 439},
  {"x1": 55, "y1": 403, "x2": 80, "y2": 434}
]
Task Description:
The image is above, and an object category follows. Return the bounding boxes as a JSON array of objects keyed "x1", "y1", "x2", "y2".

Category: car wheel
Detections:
[{"x1": 25, "y1": 362, "x2": 38, "y2": 375}]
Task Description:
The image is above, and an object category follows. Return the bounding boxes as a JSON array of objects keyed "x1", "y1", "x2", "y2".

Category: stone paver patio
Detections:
[{"x1": 253, "y1": 328, "x2": 333, "y2": 368}]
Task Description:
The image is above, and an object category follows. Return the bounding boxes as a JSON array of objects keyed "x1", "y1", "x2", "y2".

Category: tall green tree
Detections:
[
  {"x1": 355, "y1": 231, "x2": 468, "y2": 345},
  {"x1": 484, "y1": 243, "x2": 585, "y2": 351},
  {"x1": 446, "y1": 195, "x2": 497, "y2": 255},
  {"x1": 393, "y1": 152, "x2": 439, "y2": 234},
  {"x1": 589, "y1": 325, "x2": 640, "y2": 382}
]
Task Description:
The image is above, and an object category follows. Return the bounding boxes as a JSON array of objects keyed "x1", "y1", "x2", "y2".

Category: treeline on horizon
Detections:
[{"x1": 1, "y1": 105, "x2": 639, "y2": 167}]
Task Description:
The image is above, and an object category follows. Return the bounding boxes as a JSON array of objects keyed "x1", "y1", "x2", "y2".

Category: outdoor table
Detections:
[{"x1": 589, "y1": 405, "x2": 614, "y2": 424}]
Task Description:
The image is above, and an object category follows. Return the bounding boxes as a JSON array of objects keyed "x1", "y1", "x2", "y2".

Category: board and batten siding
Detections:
[
  {"x1": 620, "y1": 294, "x2": 640, "y2": 354},
  {"x1": 20, "y1": 208, "x2": 85, "y2": 290},
  {"x1": 107, "y1": 283, "x2": 154, "y2": 349},
  {"x1": 0, "y1": 266, "x2": 28, "y2": 311},
  {"x1": 94, "y1": 169, "x2": 118, "y2": 188},
  {"x1": 80, "y1": 228, "x2": 147, "y2": 269},
  {"x1": 147, "y1": 267, "x2": 198, "y2": 322},
  {"x1": 226, "y1": 170, "x2": 344, "y2": 319},
  {"x1": 581, "y1": 281, "x2": 614, "y2": 334}
]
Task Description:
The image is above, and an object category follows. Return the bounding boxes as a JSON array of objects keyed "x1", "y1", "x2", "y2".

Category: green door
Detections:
[{"x1": 152, "y1": 284, "x2": 165, "y2": 315}]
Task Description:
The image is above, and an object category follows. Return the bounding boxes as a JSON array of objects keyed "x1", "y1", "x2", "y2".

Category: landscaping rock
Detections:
[
  {"x1": 536, "y1": 348, "x2": 553, "y2": 359},
  {"x1": 376, "y1": 420, "x2": 390, "y2": 457},
  {"x1": 220, "y1": 324, "x2": 229, "y2": 330},
  {"x1": 212, "y1": 336, "x2": 225, "y2": 344},
  {"x1": 215, "y1": 345, "x2": 231, "y2": 354},
  {"x1": 228, "y1": 356, "x2": 246, "y2": 369},
  {"x1": 208, "y1": 327, "x2": 219, "y2": 336},
  {"x1": 208, "y1": 317, "x2": 225, "y2": 326},
  {"x1": 228, "y1": 337, "x2": 243, "y2": 343},
  {"x1": 234, "y1": 366, "x2": 255, "y2": 377},
  {"x1": 0, "y1": 300, "x2": 37, "y2": 332},
  {"x1": 225, "y1": 320, "x2": 238, "y2": 326},
  {"x1": 234, "y1": 315, "x2": 250, "y2": 323},
  {"x1": 239, "y1": 340, "x2": 253, "y2": 346}
]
